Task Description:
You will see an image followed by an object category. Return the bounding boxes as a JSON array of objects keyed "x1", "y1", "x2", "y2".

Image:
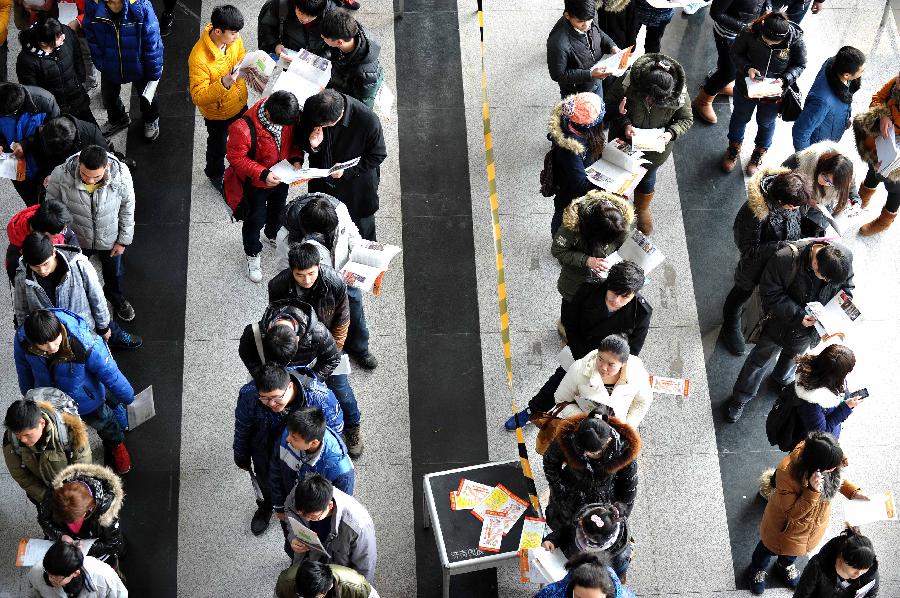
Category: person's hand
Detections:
[
  {"x1": 801, "y1": 315, "x2": 817, "y2": 328},
  {"x1": 274, "y1": 512, "x2": 285, "y2": 521},
  {"x1": 309, "y1": 127, "x2": 324, "y2": 149},
  {"x1": 291, "y1": 161, "x2": 303, "y2": 170},
  {"x1": 623, "y1": 125, "x2": 636, "y2": 139},
  {"x1": 846, "y1": 395, "x2": 865, "y2": 409},
  {"x1": 102, "y1": 329, "x2": 112, "y2": 341},
  {"x1": 809, "y1": 470, "x2": 824, "y2": 492},
  {"x1": 275, "y1": 44, "x2": 286, "y2": 57},
  {"x1": 586, "y1": 257, "x2": 609, "y2": 272},
  {"x1": 662, "y1": 131, "x2": 673, "y2": 144},
  {"x1": 811, "y1": 1, "x2": 823, "y2": 13},
  {"x1": 541, "y1": 540, "x2": 555, "y2": 551},
  {"x1": 852, "y1": 490, "x2": 871, "y2": 501},
  {"x1": 330, "y1": 169, "x2": 344, "y2": 179},
  {"x1": 618, "y1": 97, "x2": 627, "y2": 115},
  {"x1": 61, "y1": 535, "x2": 76, "y2": 544},
  {"x1": 290, "y1": 539, "x2": 311, "y2": 554},
  {"x1": 222, "y1": 71, "x2": 238, "y2": 88},
  {"x1": 68, "y1": 18, "x2": 81, "y2": 32},
  {"x1": 43, "y1": 176, "x2": 50, "y2": 188},
  {"x1": 265, "y1": 172, "x2": 282, "y2": 187},
  {"x1": 880, "y1": 115, "x2": 894, "y2": 139},
  {"x1": 609, "y1": 46, "x2": 619, "y2": 54},
  {"x1": 747, "y1": 68, "x2": 762, "y2": 80},
  {"x1": 110, "y1": 243, "x2": 125, "y2": 257},
  {"x1": 10, "y1": 142, "x2": 24, "y2": 159},
  {"x1": 591, "y1": 66, "x2": 610, "y2": 80}
]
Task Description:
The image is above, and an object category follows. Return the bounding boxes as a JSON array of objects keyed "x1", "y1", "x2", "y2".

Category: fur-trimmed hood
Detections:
[
  {"x1": 37, "y1": 401, "x2": 89, "y2": 452},
  {"x1": 619, "y1": 53, "x2": 687, "y2": 109},
  {"x1": 596, "y1": 0, "x2": 631, "y2": 13},
  {"x1": 51, "y1": 464, "x2": 124, "y2": 527},
  {"x1": 794, "y1": 383, "x2": 842, "y2": 409},
  {"x1": 557, "y1": 413, "x2": 641, "y2": 473},
  {"x1": 561, "y1": 190, "x2": 636, "y2": 232},
  {"x1": 548, "y1": 101, "x2": 589, "y2": 155},
  {"x1": 747, "y1": 166, "x2": 792, "y2": 220},
  {"x1": 853, "y1": 80, "x2": 900, "y2": 182}
]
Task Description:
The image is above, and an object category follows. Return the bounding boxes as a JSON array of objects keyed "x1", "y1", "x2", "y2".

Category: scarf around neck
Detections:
[
  {"x1": 760, "y1": 175, "x2": 801, "y2": 240},
  {"x1": 258, "y1": 103, "x2": 283, "y2": 151},
  {"x1": 824, "y1": 58, "x2": 860, "y2": 105}
]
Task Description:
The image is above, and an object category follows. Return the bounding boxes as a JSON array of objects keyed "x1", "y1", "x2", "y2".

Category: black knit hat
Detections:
[
  {"x1": 564, "y1": 0, "x2": 595, "y2": 21},
  {"x1": 21, "y1": 232, "x2": 54, "y2": 267}
]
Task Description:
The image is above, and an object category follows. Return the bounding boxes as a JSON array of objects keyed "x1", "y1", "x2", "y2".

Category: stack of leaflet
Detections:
[
  {"x1": 273, "y1": 49, "x2": 332, "y2": 105},
  {"x1": 586, "y1": 138, "x2": 649, "y2": 196},
  {"x1": 591, "y1": 46, "x2": 637, "y2": 77},
  {"x1": 449, "y1": 480, "x2": 529, "y2": 553}
]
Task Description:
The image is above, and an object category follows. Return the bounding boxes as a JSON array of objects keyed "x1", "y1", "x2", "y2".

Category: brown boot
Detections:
[
  {"x1": 859, "y1": 208, "x2": 896, "y2": 236},
  {"x1": 692, "y1": 86, "x2": 718, "y2": 124},
  {"x1": 746, "y1": 146, "x2": 767, "y2": 175},
  {"x1": 722, "y1": 142, "x2": 741, "y2": 173},
  {"x1": 721, "y1": 81, "x2": 734, "y2": 97},
  {"x1": 858, "y1": 183, "x2": 877, "y2": 209},
  {"x1": 633, "y1": 191, "x2": 654, "y2": 235}
]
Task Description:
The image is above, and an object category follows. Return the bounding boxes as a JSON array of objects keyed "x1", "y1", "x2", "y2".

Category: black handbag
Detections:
[{"x1": 779, "y1": 81, "x2": 803, "y2": 122}]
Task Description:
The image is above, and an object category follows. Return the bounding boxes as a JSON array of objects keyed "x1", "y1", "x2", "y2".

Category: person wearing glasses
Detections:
[
  {"x1": 781, "y1": 142, "x2": 861, "y2": 234},
  {"x1": 233, "y1": 363, "x2": 343, "y2": 536}
]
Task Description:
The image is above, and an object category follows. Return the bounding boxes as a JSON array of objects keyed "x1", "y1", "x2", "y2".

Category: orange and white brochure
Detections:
[
  {"x1": 649, "y1": 375, "x2": 690, "y2": 398},
  {"x1": 450, "y1": 479, "x2": 493, "y2": 511},
  {"x1": 478, "y1": 510, "x2": 507, "y2": 553},
  {"x1": 472, "y1": 484, "x2": 529, "y2": 535}
]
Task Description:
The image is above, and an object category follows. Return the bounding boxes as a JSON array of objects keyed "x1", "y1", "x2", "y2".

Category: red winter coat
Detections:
[
  {"x1": 5, "y1": 205, "x2": 75, "y2": 281},
  {"x1": 226, "y1": 99, "x2": 303, "y2": 189}
]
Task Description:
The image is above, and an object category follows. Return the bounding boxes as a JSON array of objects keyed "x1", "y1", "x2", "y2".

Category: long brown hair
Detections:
[
  {"x1": 796, "y1": 344, "x2": 856, "y2": 394},
  {"x1": 813, "y1": 152, "x2": 853, "y2": 214},
  {"x1": 52, "y1": 481, "x2": 96, "y2": 524}
]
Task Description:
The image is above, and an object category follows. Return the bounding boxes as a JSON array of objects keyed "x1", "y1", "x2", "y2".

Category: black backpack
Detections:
[
  {"x1": 765, "y1": 386, "x2": 806, "y2": 452},
  {"x1": 539, "y1": 146, "x2": 558, "y2": 198}
]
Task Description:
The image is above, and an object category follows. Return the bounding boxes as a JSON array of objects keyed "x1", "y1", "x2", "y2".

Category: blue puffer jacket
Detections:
[
  {"x1": 792, "y1": 59, "x2": 855, "y2": 151},
  {"x1": 270, "y1": 426, "x2": 354, "y2": 512},
  {"x1": 535, "y1": 566, "x2": 635, "y2": 598},
  {"x1": 83, "y1": 0, "x2": 163, "y2": 84},
  {"x1": 0, "y1": 110, "x2": 46, "y2": 181},
  {"x1": 233, "y1": 370, "x2": 344, "y2": 470},
  {"x1": 14, "y1": 309, "x2": 134, "y2": 417}
]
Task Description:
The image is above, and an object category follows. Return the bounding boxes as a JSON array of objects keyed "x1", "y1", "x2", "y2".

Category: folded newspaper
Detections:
[
  {"x1": 126, "y1": 386, "x2": 155, "y2": 430},
  {"x1": 523, "y1": 547, "x2": 568, "y2": 584},
  {"x1": 287, "y1": 516, "x2": 330, "y2": 558},
  {"x1": 875, "y1": 132, "x2": 900, "y2": 177},
  {"x1": 270, "y1": 157, "x2": 361, "y2": 184},
  {"x1": 631, "y1": 128, "x2": 666, "y2": 153},
  {"x1": 805, "y1": 290, "x2": 861, "y2": 338},
  {"x1": 586, "y1": 138, "x2": 649, "y2": 196},
  {"x1": 744, "y1": 76, "x2": 783, "y2": 99},
  {"x1": 591, "y1": 46, "x2": 636, "y2": 77},
  {"x1": 272, "y1": 49, "x2": 332, "y2": 104},
  {"x1": 340, "y1": 240, "x2": 401, "y2": 295},
  {"x1": 236, "y1": 50, "x2": 277, "y2": 94},
  {"x1": 590, "y1": 229, "x2": 665, "y2": 281}
]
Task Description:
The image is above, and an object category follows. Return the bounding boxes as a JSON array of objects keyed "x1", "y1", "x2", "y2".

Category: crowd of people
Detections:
[{"x1": 0, "y1": 0, "x2": 894, "y2": 595}]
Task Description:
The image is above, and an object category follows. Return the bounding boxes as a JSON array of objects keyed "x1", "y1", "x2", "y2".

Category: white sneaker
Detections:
[
  {"x1": 246, "y1": 255, "x2": 262, "y2": 283},
  {"x1": 143, "y1": 118, "x2": 160, "y2": 141}
]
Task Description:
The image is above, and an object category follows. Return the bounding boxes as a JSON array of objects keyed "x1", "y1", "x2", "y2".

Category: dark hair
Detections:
[
  {"x1": 0, "y1": 82, "x2": 27, "y2": 115},
  {"x1": 52, "y1": 481, "x2": 97, "y2": 524},
  {"x1": 836, "y1": 527, "x2": 876, "y2": 569},
  {"x1": 578, "y1": 198, "x2": 627, "y2": 248},
  {"x1": 254, "y1": 362, "x2": 290, "y2": 393},
  {"x1": 23, "y1": 310, "x2": 62, "y2": 344},
  {"x1": 321, "y1": 9, "x2": 357, "y2": 41},
  {"x1": 21, "y1": 232, "x2": 54, "y2": 266},
  {"x1": 292, "y1": 0, "x2": 327, "y2": 17},
  {"x1": 598, "y1": 334, "x2": 630, "y2": 363},
  {"x1": 643, "y1": 61, "x2": 676, "y2": 103},
  {"x1": 768, "y1": 172, "x2": 812, "y2": 207},
  {"x1": 293, "y1": 473, "x2": 334, "y2": 514},
  {"x1": 79, "y1": 145, "x2": 108, "y2": 170},
  {"x1": 288, "y1": 242, "x2": 322, "y2": 271},
  {"x1": 299, "y1": 196, "x2": 339, "y2": 235},
  {"x1": 606, "y1": 261, "x2": 644, "y2": 296},
  {"x1": 265, "y1": 91, "x2": 300, "y2": 126},
  {"x1": 792, "y1": 431, "x2": 844, "y2": 482},
  {"x1": 40, "y1": 117, "x2": 78, "y2": 155},
  {"x1": 565, "y1": 552, "x2": 615, "y2": 593},
  {"x1": 263, "y1": 324, "x2": 299, "y2": 364},
  {"x1": 42, "y1": 541, "x2": 84, "y2": 577},
  {"x1": 758, "y1": 11, "x2": 790, "y2": 41},
  {"x1": 210, "y1": 4, "x2": 244, "y2": 31},
  {"x1": 30, "y1": 200, "x2": 72, "y2": 235},
  {"x1": 563, "y1": 0, "x2": 594, "y2": 20},
  {"x1": 579, "y1": 503, "x2": 625, "y2": 545},
  {"x1": 285, "y1": 406, "x2": 326, "y2": 443},
  {"x1": 815, "y1": 245, "x2": 851, "y2": 284},
  {"x1": 832, "y1": 46, "x2": 866, "y2": 77},
  {"x1": 796, "y1": 344, "x2": 855, "y2": 394},
  {"x1": 28, "y1": 17, "x2": 64, "y2": 48},
  {"x1": 813, "y1": 152, "x2": 853, "y2": 214},
  {"x1": 4, "y1": 400, "x2": 43, "y2": 433},
  {"x1": 574, "y1": 414, "x2": 614, "y2": 454},
  {"x1": 304, "y1": 90, "x2": 345, "y2": 127},
  {"x1": 295, "y1": 559, "x2": 333, "y2": 596}
]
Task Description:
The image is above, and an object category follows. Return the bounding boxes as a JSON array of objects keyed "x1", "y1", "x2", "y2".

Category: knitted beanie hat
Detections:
[{"x1": 562, "y1": 92, "x2": 605, "y2": 131}]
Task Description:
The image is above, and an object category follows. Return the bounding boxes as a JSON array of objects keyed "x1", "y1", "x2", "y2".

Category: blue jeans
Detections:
[
  {"x1": 326, "y1": 373, "x2": 361, "y2": 425},
  {"x1": 81, "y1": 249, "x2": 125, "y2": 308},
  {"x1": 731, "y1": 333, "x2": 798, "y2": 406},
  {"x1": 345, "y1": 286, "x2": 370, "y2": 357},
  {"x1": 751, "y1": 540, "x2": 797, "y2": 570},
  {"x1": 728, "y1": 92, "x2": 781, "y2": 149},
  {"x1": 635, "y1": 163, "x2": 659, "y2": 194},
  {"x1": 81, "y1": 402, "x2": 125, "y2": 446}
]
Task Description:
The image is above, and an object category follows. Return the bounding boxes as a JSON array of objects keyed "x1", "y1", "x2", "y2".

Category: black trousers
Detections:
[
  {"x1": 204, "y1": 109, "x2": 245, "y2": 181},
  {"x1": 703, "y1": 31, "x2": 737, "y2": 96}
]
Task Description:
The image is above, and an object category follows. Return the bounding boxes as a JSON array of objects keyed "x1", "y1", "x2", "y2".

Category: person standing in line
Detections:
[
  {"x1": 546, "y1": 0, "x2": 618, "y2": 99},
  {"x1": 792, "y1": 344, "x2": 862, "y2": 442},
  {"x1": 5, "y1": 200, "x2": 80, "y2": 283},
  {"x1": 632, "y1": 0, "x2": 672, "y2": 54},
  {"x1": 535, "y1": 552, "x2": 635, "y2": 598},
  {"x1": 257, "y1": 0, "x2": 332, "y2": 58},
  {"x1": 320, "y1": 10, "x2": 384, "y2": 108},
  {"x1": 793, "y1": 528, "x2": 880, "y2": 598},
  {"x1": 188, "y1": 4, "x2": 248, "y2": 196},
  {"x1": 276, "y1": 560, "x2": 380, "y2": 598},
  {"x1": 25, "y1": 540, "x2": 127, "y2": 597}
]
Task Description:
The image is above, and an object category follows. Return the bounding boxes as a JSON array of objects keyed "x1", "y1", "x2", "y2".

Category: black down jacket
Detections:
[
  {"x1": 546, "y1": 15, "x2": 616, "y2": 96},
  {"x1": 328, "y1": 23, "x2": 383, "y2": 108},
  {"x1": 16, "y1": 25, "x2": 87, "y2": 111},
  {"x1": 731, "y1": 18, "x2": 806, "y2": 96},
  {"x1": 793, "y1": 533, "x2": 880, "y2": 598},
  {"x1": 710, "y1": 0, "x2": 771, "y2": 37}
]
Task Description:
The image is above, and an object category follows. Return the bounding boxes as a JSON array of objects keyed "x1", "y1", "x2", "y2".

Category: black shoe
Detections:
[
  {"x1": 116, "y1": 300, "x2": 136, "y2": 322},
  {"x1": 102, "y1": 116, "x2": 131, "y2": 137},
  {"x1": 251, "y1": 505, "x2": 272, "y2": 536},
  {"x1": 725, "y1": 398, "x2": 747, "y2": 423},
  {"x1": 719, "y1": 323, "x2": 747, "y2": 356},
  {"x1": 108, "y1": 329, "x2": 143, "y2": 350},
  {"x1": 159, "y1": 11, "x2": 174, "y2": 37},
  {"x1": 343, "y1": 424, "x2": 363, "y2": 459},
  {"x1": 351, "y1": 352, "x2": 378, "y2": 369}
]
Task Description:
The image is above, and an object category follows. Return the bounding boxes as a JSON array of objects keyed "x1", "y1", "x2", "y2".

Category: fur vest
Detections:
[{"x1": 853, "y1": 78, "x2": 900, "y2": 182}]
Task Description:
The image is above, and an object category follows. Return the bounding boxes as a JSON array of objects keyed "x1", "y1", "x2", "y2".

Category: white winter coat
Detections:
[
  {"x1": 26, "y1": 555, "x2": 128, "y2": 597},
  {"x1": 555, "y1": 351, "x2": 653, "y2": 427},
  {"x1": 275, "y1": 197, "x2": 362, "y2": 272}
]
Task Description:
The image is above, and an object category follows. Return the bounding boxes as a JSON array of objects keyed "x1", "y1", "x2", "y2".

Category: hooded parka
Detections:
[{"x1": 730, "y1": 17, "x2": 807, "y2": 97}]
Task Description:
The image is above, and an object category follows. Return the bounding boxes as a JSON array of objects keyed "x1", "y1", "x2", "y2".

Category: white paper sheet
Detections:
[
  {"x1": 0, "y1": 153, "x2": 20, "y2": 180},
  {"x1": 844, "y1": 491, "x2": 896, "y2": 526},
  {"x1": 272, "y1": 70, "x2": 325, "y2": 106},
  {"x1": 631, "y1": 128, "x2": 666, "y2": 153},
  {"x1": 126, "y1": 386, "x2": 155, "y2": 430},
  {"x1": 57, "y1": 2, "x2": 78, "y2": 24},
  {"x1": 16, "y1": 538, "x2": 96, "y2": 567},
  {"x1": 745, "y1": 76, "x2": 783, "y2": 98},
  {"x1": 141, "y1": 79, "x2": 159, "y2": 104}
]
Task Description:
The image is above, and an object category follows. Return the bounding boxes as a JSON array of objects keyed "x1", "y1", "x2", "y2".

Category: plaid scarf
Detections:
[{"x1": 258, "y1": 103, "x2": 283, "y2": 151}]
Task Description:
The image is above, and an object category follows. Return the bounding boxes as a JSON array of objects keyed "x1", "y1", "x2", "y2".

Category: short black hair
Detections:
[
  {"x1": 816, "y1": 245, "x2": 851, "y2": 284},
  {"x1": 832, "y1": 46, "x2": 866, "y2": 77},
  {"x1": 563, "y1": 0, "x2": 594, "y2": 20},
  {"x1": 565, "y1": 552, "x2": 615, "y2": 594},
  {"x1": 210, "y1": 4, "x2": 244, "y2": 31},
  {"x1": 606, "y1": 261, "x2": 644, "y2": 296},
  {"x1": 30, "y1": 17, "x2": 64, "y2": 47},
  {"x1": 42, "y1": 541, "x2": 84, "y2": 577},
  {"x1": 40, "y1": 117, "x2": 77, "y2": 154},
  {"x1": 30, "y1": 200, "x2": 72, "y2": 235},
  {"x1": 288, "y1": 242, "x2": 322, "y2": 271},
  {"x1": 321, "y1": 9, "x2": 357, "y2": 41},
  {"x1": 295, "y1": 560, "x2": 333, "y2": 595},
  {"x1": 303, "y1": 90, "x2": 345, "y2": 127},
  {"x1": 0, "y1": 82, "x2": 26, "y2": 115},
  {"x1": 4, "y1": 400, "x2": 43, "y2": 433},
  {"x1": 299, "y1": 196, "x2": 338, "y2": 235},
  {"x1": 265, "y1": 90, "x2": 300, "y2": 126},
  {"x1": 21, "y1": 232, "x2": 54, "y2": 266},
  {"x1": 293, "y1": 473, "x2": 334, "y2": 513},
  {"x1": 285, "y1": 406, "x2": 326, "y2": 443},
  {"x1": 292, "y1": 0, "x2": 327, "y2": 17},
  {"x1": 79, "y1": 145, "x2": 108, "y2": 170},
  {"x1": 262, "y1": 324, "x2": 299, "y2": 364},
  {"x1": 23, "y1": 310, "x2": 63, "y2": 344},
  {"x1": 254, "y1": 362, "x2": 290, "y2": 393}
]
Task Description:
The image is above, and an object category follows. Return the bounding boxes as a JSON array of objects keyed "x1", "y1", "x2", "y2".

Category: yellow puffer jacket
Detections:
[{"x1": 188, "y1": 24, "x2": 248, "y2": 120}]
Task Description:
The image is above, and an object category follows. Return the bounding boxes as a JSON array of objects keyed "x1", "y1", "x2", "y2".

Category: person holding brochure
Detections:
[
  {"x1": 301, "y1": 90, "x2": 387, "y2": 241},
  {"x1": 852, "y1": 74, "x2": 900, "y2": 235},
  {"x1": 541, "y1": 502, "x2": 634, "y2": 581},
  {"x1": 284, "y1": 474, "x2": 376, "y2": 582},
  {"x1": 257, "y1": 0, "x2": 332, "y2": 59},
  {"x1": 719, "y1": 170, "x2": 812, "y2": 356},
  {"x1": 722, "y1": 11, "x2": 807, "y2": 175},
  {"x1": 25, "y1": 540, "x2": 127, "y2": 598},
  {"x1": 606, "y1": 53, "x2": 693, "y2": 234},
  {"x1": 534, "y1": 551, "x2": 634, "y2": 598},
  {"x1": 792, "y1": 528, "x2": 880, "y2": 598},
  {"x1": 781, "y1": 142, "x2": 860, "y2": 234},
  {"x1": 188, "y1": 4, "x2": 248, "y2": 195},
  {"x1": 789, "y1": 344, "x2": 861, "y2": 442},
  {"x1": 546, "y1": 0, "x2": 618, "y2": 99},
  {"x1": 276, "y1": 560, "x2": 379, "y2": 598},
  {"x1": 320, "y1": 10, "x2": 384, "y2": 108}
]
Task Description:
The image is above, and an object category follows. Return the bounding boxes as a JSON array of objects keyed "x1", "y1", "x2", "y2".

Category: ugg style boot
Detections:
[
  {"x1": 692, "y1": 87, "x2": 718, "y2": 124},
  {"x1": 746, "y1": 146, "x2": 767, "y2": 175},
  {"x1": 858, "y1": 183, "x2": 877, "y2": 209},
  {"x1": 633, "y1": 192, "x2": 654, "y2": 235},
  {"x1": 859, "y1": 208, "x2": 897, "y2": 236},
  {"x1": 721, "y1": 81, "x2": 734, "y2": 97},
  {"x1": 722, "y1": 142, "x2": 741, "y2": 173}
]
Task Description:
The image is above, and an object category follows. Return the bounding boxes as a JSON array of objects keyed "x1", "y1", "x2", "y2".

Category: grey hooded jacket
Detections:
[
  {"x1": 45, "y1": 153, "x2": 135, "y2": 251},
  {"x1": 14, "y1": 246, "x2": 111, "y2": 333}
]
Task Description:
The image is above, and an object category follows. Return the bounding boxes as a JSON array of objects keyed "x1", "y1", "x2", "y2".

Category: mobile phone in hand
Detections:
[{"x1": 847, "y1": 388, "x2": 869, "y2": 401}]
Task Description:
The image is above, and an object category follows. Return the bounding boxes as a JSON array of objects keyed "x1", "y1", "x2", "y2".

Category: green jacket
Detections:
[
  {"x1": 552, "y1": 190, "x2": 635, "y2": 302},
  {"x1": 275, "y1": 563, "x2": 376, "y2": 598},
  {"x1": 2, "y1": 402, "x2": 91, "y2": 503},
  {"x1": 607, "y1": 53, "x2": 694, "y2": 168}
]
